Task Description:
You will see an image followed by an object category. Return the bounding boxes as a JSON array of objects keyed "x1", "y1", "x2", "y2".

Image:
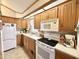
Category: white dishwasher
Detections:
[{"x1": 36, "y1": 38, "x2": 58, "y2": 59}]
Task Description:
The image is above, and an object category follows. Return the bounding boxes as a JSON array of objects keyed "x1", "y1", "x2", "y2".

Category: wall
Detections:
[
  {"x1": 44, "y1": 32, "x2": 60, "y2": 41},
  {"x1": 1, "y1": 6, "x2": 16, "y2": 18}
]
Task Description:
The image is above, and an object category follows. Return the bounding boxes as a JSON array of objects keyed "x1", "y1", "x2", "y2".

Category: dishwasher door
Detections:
[{"x1": 36, "y1": 41, "x2": 55, "y2": 59}]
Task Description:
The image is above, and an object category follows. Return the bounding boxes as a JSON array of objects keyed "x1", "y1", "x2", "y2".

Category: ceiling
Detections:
[
  {"x1": 1, "y1": 0, "x2": 37, "y2": 13},
  {"x1": 0, "y1": 0, "x2": 56, "y2": 18}
]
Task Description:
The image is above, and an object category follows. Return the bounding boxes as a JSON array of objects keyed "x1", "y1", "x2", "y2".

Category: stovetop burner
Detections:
[{"x1": 38, "y1": 38, "x2": 58, "y2": 47}]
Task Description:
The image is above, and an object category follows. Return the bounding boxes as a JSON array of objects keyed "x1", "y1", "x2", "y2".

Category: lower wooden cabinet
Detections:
[
  {"x1": 23, "y1": 35, "x2": 36, "y2": 59},
  {"x1": 17, "y1": 34, "x2": 22, "y2": 45},
  {"x1": 55, "y1": 49, "x2": 76, "y2": 59}
]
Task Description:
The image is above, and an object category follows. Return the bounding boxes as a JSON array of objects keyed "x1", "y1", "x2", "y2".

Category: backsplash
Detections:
[{"x1": 44, "y1": 32, "x2": 60, "y2": 41}]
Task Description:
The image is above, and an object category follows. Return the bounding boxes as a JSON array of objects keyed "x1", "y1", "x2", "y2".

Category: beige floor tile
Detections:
[{"x1": 4, "y1": 46, "x2": 30, "y2": 59}]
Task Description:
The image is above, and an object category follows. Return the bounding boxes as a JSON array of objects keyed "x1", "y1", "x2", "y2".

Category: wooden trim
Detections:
[
  {"x1": 0, "y1": 15, "x2": 20, "y2": 19},
  {"x1": 0, "y1": 0, "x2": 39, "y2": 14}
]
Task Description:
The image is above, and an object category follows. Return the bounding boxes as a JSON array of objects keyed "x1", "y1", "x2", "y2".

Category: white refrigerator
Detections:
[
  {"x1": 0, "y1": 20, "x2": 4, "y2": 59},
  {"x1": 2, "y1": 23, "x2": 16, "y2": 51}
]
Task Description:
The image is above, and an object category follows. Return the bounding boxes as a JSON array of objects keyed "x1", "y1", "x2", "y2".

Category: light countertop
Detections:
[
  {"x1": 17, "y1": 31, "x2": 79, "y2": 58},
  {"x1": 55, "y1": 43, "x2": 79, "y2": 59},
  {"x1": 21, "y1": 33, "x2": 41, "y2": 40},
  {"x1": 16, "y1": 31, "x2": 41, "y2": 40}
]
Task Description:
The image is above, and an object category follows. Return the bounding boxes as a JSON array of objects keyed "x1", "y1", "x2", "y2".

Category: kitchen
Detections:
[{"x1": 0, "y1": 0, "x2": 79, "y2": 59}]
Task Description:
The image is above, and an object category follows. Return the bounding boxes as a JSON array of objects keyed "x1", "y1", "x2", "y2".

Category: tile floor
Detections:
[{"x1": 4, "y1": 46, "x2": 30, "y2": 59}]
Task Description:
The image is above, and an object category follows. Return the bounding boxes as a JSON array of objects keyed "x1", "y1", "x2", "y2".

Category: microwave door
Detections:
[{"x1": 41, "y1": 22, "x2": 51, "y2": 31}]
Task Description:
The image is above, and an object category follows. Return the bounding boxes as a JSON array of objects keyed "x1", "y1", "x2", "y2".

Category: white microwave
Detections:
[{"x1": 40, "y1": 18, "x2": 59, "y2": 31}]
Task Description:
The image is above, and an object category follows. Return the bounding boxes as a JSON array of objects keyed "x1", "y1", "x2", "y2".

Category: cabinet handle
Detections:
[
  {"x1": 30, "y1": 50, "x2": 35, "y2": 57},
  {"x1": 30, "y1": 50, "x2": 34, "y2": 55}
]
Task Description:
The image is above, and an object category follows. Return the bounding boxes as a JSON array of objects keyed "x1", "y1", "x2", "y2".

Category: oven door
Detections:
[{"x1": 36, "y1": 42, "x2": 55, "y2": 59}]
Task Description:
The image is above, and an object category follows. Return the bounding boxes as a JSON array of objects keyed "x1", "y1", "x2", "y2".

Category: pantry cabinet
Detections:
[
  {"x1": 58, "y1": 0, "x2": 77, "y2": 32},
  {"x1": 55, "y1": 49, "x2": 76, "y2": 59},
  {"x1": 23, "y1": 35, "x2": 36, "y2": 59}
]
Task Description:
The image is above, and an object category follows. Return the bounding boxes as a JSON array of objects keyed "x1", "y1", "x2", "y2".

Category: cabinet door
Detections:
[
  {"x1": 15, "y1": 19, "x2": 21, "y2": 29},
  {"x1": 58, "y1": 0, "x2": 76, "y2": 32},
  {"x1": 21, "y1": 19, "x2": 27, "y2": 29},
  {"x1": 47, "y1": 7, "x2": 58, "y2": 19},
  {"x1": 17, "y1": 34, "x2": 21, "y2": 45},
  {"x1": 55, "y1": 49, "x2": 76, "y2": 59},
  {"x1": 41, "y1": 11, "x2": 49, "y2": 20},
  {"x1": 34, "y1": 14, "x2": 41, "y2": 29},
  {"x1": 29, "y1": 39, "x2": 36, "y2": 59},
  {"x1": 23, "y1": 36, "x2": 29, "y2": 50}
]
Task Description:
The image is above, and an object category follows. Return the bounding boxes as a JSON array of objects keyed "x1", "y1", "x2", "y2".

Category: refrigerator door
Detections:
[
  {"x1": 3, "y1": 24, "x2": 16, "y2": 41},
  {"x1": 0, "y1": 20, "x2": 4, "y2": 59},
  {"x1": 2, "y1": 23, "x2": 16, "y2": 51}
]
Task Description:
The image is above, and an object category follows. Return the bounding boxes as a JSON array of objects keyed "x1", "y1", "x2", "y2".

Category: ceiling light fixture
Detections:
[
  {"x1": 43, "y1": 0, "x2": 66, "y2": 10},
  {"x1": 24, "y1": 9, "x2": 44, "y2": 19}
]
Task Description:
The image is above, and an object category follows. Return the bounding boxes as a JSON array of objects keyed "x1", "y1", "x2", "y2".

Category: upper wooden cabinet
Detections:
[
  {"x1": 21, "y1": 19, "x2": 27, "y2": 29},
  {"x1": 34, "y1": 14, "x2": 41, "y2": 29},
  {"x1": 58, "y1": 0, "x2": 77, "y2": 32},
  {"x1": 41, "y1": 11, "x2": 49, "y2": 20},
  {"x1": 34, "y1": 7, "x2": 58, "y2": 29},
  {"x1": 47, "y1": 7, "x2": 58, "y2": 19},
  {"x1": 0, "y1": 16, "x2": 15, "y2": 23},
  {"x1": 15, "y1": 19, "x2": 21, "y2": 29},
  {"x1": 34, "y1": 0, "x2": 77, "y2": 31}
]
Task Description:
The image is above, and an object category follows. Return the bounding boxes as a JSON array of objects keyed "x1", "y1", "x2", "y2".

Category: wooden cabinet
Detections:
[
  {"x1": 17, "y1": 34, "x2": 24, "y2": 46},
  {"x1": 34, "y1": 0, "x2": 77, "y2": 32},
  {"x1": 23, "y1": 35, "x2": 36, "y2": 59},
  {"x1": 34, "y1": 14, "x2": 41, "y2": 29},
  {"x1": 34, "y1": 7, "x2": 58, "y2": 29},
  {"x1": 58, "y1": 0, "x2": 77, "y2": 32},
  {"x1": 15, "y1": 19, "x2": 21, "y2": 29},
  {"x1": 55, "y1": 49, "x2": 76, "y2": 59},
  {"x1": 17, "y1": 34, "x2": 21, "y2": 45},
  {"x1": 41, "y1": 11, "x2": 49, "y2": 20},
  {"x1": 0, "y1": 16, "x2": 15, "y2": 23},
  {"x1": 21, "y1": 19, "x2": 27, "y2": 29},
  {"x1": 28, "y1": 38, "x2": 36, "y2": 59},
  {"x1": 23, "y1": 36, "x2": 29, "y2": 50},
  {"x1": 47, "y1": 7, "x2": 58, "y2": 19}
]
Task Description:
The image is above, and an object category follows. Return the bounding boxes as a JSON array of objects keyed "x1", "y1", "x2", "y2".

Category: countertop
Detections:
[
  {"x1": 17, "y1": 31, "x2": 41, "y2": 40},
  {"x1": 21, "y1": 33, "x2": 41, "y2": 40},
  {"x1": 55, "y1": 43, "x2": 79, "y2": 59},
  {"x1": 17, "y1": 31, "x2": 79, "y2": 58}
]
